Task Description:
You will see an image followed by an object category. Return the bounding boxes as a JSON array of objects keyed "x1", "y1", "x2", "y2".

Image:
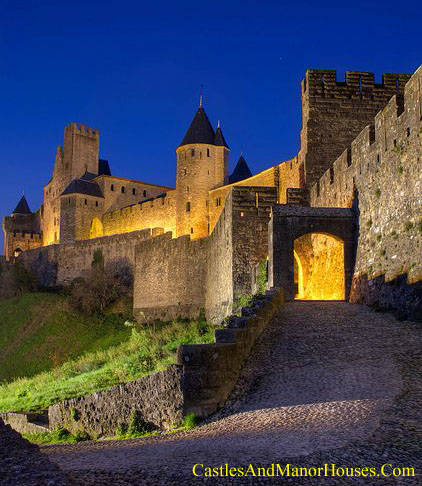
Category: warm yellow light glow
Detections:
[
  {"x1": 294, "y1": 250, "x2": 304, "y2": 299},
  {"x1": 294, "y1": 233, "x2": 345, "y2": 300},
  {"x1": 90, "y1": 217, "x2": 104, "y2": 238}
]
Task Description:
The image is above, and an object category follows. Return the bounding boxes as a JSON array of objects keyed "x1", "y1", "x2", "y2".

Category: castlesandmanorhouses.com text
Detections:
[{"x1": 192, "y1": 463, "x2": 415, "y2": 478}]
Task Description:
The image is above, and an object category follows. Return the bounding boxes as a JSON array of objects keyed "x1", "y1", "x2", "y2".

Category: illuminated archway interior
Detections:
[{"x1": 294, "y1": 233, "x2": 345, "y2": 300}]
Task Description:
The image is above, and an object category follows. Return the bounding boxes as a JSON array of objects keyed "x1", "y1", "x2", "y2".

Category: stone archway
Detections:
[{"x1": 268, "y1": 206, "x2": 356, "y2": 301}]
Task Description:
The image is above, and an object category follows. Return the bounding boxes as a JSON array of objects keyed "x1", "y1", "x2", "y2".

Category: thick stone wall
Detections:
[
  {"x1": 208, "y1": 166, "x2": 279, "y2": 233},
  {"x1": 205, "y1": 199, "x2": 233, "y2": 324},
  {"x1": 102, "y1": 190, "x2": 177, "y2": 237},
  {"x1": 231, "y1": 186, "x2": 277, "y2": 298},
  {"x1": 133, "y1": 233, "x2": 208, "y2": 323},
  {"x1": 278, "y1": 156, "x2": 302, "y2": 203},
  {"x1": 309, "y1": 67, "x2": 422, "y2": 310},
  {"x1": 22, "y1": 227, "x2": 162, "y2": 285},
  {"x1": 48, "y1": 365, "x2": 184, "y2": 436},
  {"x1": 134, "y1": 186, "x2": 278, "y2": 324}
]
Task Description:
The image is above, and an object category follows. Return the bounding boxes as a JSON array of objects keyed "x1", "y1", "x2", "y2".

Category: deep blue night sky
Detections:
[{"x1": 0, "y1": 0, "x2": 420, "y2": 252}]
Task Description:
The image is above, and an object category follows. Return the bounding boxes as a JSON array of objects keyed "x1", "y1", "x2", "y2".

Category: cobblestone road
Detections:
[{"x1": 43, "y1": 302, "x2": 422, "y2": 485}]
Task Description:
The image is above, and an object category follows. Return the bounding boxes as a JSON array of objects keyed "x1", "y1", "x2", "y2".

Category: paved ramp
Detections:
[{"x1": 44, "y1": 302, "x2": 422, "y2": 484}]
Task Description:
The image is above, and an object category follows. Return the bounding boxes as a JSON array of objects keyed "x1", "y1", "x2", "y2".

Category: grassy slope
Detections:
[
  {"x1": 0, "y1": 293, "x2": 215, "y2": 413},
  {"x1": 0, "y1": 293, "x2": 131, "y2": 382}
]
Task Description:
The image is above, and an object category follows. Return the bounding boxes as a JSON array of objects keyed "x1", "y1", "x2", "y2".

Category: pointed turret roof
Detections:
[
  {"x1": 180, "y1": 105, "x2": 216, "y2": 147},
  {"x1": 12, "y1": 195, "x2": 31, "y2": 215},
  {"x1": 214, "y1": 121, "x2": 229, "y2": 149},
  {"x1": 229, "y1": 155, "x2": 253, "y2": 184}
]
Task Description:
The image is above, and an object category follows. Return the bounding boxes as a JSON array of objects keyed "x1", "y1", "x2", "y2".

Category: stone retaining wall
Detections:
[
  {"x1": 0, "y1": 412, "x2": 49, "y2": 435},
  {"x1": 48, "y1": 365, "x2": 184, "y2": 437}
]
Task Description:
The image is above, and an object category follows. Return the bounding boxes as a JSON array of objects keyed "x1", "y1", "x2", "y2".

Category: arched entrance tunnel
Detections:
[
  {"x1": 294, "y1": 233, "x2": 345, "y2": 300},
  {"x1": 269, "y1": 206, "x2": 356, "y2": 301}
]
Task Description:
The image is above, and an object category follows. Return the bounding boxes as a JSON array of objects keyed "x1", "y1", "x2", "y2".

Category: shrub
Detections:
[
  {"x1": 70, "y1": 253, "x2": 133, "y2": 315},
  {"x1": 0, "y1": 260, "x2": 37, "y2": 300}
]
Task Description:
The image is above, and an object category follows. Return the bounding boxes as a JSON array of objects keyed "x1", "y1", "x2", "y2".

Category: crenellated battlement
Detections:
[
  {"x1": 11, "y1": 231, "x2": 42, "y2": 240},
  {"x1": 302, "y1": 69, "x2": 411, "y2": 97},
  {"x1": 65, "y1": 122, "x2": 100, "y2": 138}
]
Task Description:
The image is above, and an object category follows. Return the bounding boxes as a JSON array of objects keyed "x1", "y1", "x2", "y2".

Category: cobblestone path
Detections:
[{"x1": 44, "y1": 302, "x2": 422, "y2": 485}]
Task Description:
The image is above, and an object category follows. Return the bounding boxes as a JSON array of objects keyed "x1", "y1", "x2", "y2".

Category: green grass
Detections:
[
  {"x1": 0, "y1": 295, "x2": 215, "y2": 413},
  {"x1": 0, "y1": 292, "x2": 132, "y2": 382},
  {"x1": 22, "y1": 427, "x2": 90, "y2": 446}
]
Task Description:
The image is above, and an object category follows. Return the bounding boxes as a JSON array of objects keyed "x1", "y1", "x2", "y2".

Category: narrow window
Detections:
[
  {"x1": 132, "y1": 188, "x2": 136, "y2": 195},
  {"x1": 190, "y1": 227, "x2": 194, "y2": 234},
  {"x1": 377, "y1": 154, "x2": 380, "y2": 163},
  {"x1": 143, "y1": 190, "x2": 147, "y2": 197},
  {"x1": 95, "y1": 201, "x2": 99, "y2": 207},
  {"x1": 207, "y1": 148, "x2": 210, "y2": 157},
  {"x1": 111, "y1": 184, "x2": 114, "y2": 191},
  {"x1": 186, "y1": 202, "x2": 191, "y2": 212},
  {"x1": 121, "y1": 186, "x2": 125, "y2": 194},
  {"x1": 85, "y1": 199, "x2": 87, "y2": 205},
  {"x1": 183, "y1": 168, "x2": 187, "y2": 176},
  {"x1": 200, "y1": 151, "x2": 202, "y2": 159},
  {"x1": 329, "y1": 167, "x2": 334, "y2": 184},
  {"x1": 407, "y1": 127, "x2": 411, "y2": 137},
  {"x1": 240, "y1": 211, "x2": 245, "y2": 217},
  {"x1": 208, "y1": 223, "x2": 210, "y2": 233},
  {"x1": 186, "y1": 186, "x2": 189, "y2": 193},
  {"x1": 191, "y1": 149, "x2": 195, "y2": 156}
]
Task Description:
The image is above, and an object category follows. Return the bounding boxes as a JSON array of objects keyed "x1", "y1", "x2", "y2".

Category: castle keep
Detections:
[{"x1": 3, "y1": 68, "x2": 421, "y2": 322}]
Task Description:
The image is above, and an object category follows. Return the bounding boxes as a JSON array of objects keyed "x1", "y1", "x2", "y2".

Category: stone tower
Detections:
[
  {"x1": 42, "y1": 123, "x2": 100, "y2": 246},
  {"x1": 299, "y1": 70, "x2": 412, "y2": 187},
  {"x1": 176, "y1": 101, "x2": 229, "y2": 239},
  {"x1": 2, "y1": 195, "x2": 41, "y2": 260}
]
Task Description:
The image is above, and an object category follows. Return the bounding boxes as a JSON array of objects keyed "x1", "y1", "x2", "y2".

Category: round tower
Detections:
[{"x1": 176, "y1": 99, "x2": 229, "y2": 239}]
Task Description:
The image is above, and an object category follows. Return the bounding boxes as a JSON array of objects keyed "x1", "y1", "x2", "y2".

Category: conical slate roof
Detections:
[
  {"x1": 214, "y1": 124, "x2": 229, "y2": 149},
  {"x1": 12, "y1": 195, "x2": 31, "y2": 215},
  {"x1": 180, "y1": 106, "x2": 216, "y2": 147},
  {"x1": 229, "y1": 155, "x2": 253, "y2": 184}
]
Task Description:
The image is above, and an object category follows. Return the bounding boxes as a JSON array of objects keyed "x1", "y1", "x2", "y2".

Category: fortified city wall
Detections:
[{"x1": 309, "y1": 67, "x2": 422, "y2": 317}]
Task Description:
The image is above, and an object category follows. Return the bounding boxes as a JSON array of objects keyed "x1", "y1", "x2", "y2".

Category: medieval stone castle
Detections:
[{"x1": 3, "y1": 68, "x2": 421, "y2": 323}]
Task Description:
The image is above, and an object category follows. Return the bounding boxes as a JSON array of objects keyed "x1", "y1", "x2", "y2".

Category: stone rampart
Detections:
[
  {"x1": 133, "y1": 233, "x2": 208, "y2": 323},
  {"x1": 22, "y1": 227, "x2": 163, "y2": 285},
  {"x1": 309, "y1": 67, "x2": 422, "y2": 319}
]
